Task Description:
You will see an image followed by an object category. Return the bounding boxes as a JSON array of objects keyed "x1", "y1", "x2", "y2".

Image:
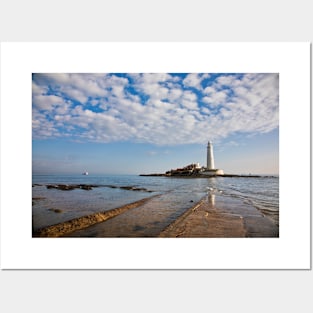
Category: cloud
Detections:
[
  {"x1": 183, "y1": 73, "x2": 209, "y2": 90},
  {"x1": 33, "y1": 94, "x2": 67, "y2": 111},
  {"x1": 181, "y1": 90, "x2": 198, "y2": 109},
  {"x1": 32, "y1": 73, "x2": 279, "y2": 145},
  {"x1": 202, "y1": 90, "x2": 228, "y2": 107}
]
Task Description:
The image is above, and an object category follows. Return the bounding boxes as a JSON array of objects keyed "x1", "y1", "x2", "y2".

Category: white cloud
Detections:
[
  {"x1": 168, "y1": 88, "x2": 183, "y2": 101},
  {"x1": 33, "y1": 73, "x2": 127, "y2": 105},
  {"x1": 202, "y1": 90, "x2": 228, "y2": 107},
  {"x1": 141, "y1": 73, "x2": 172, "y2": 83},
  {"x1": 62, "y1": 87, "x2": 89, "y2": 104},
  {"x1": 32, "y1": 73, "x2": 279, "y2": 145},
  {"x1": 203, "y1": 86, "x2": 215, "y2": 94},
  {"x1": 90, "y1": 99, "x2": 99, "y2": 106},
  {"x1": 183, "y1": 73, "x2": 200, "y2": 89},
  {"x1": 216, "y1": 75, "x2": 237, "y2": 86},
  {"x1": 33, "y1": 94, "x2": 67, "y2": 111}
]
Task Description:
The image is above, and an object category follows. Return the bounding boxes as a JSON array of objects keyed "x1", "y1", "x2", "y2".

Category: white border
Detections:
[{"x1": 0, "y1": 42, "x2": 310, "y2": 269}]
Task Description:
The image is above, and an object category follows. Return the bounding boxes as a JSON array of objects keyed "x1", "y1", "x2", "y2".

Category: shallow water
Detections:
[{"x1": 32, "y1": 174, "x2": 279, "y2": 235}]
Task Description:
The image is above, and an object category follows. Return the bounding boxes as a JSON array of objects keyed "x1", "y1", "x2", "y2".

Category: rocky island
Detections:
[{"x1": 140, "y1": 141, "x2": 268, "y2": 178}]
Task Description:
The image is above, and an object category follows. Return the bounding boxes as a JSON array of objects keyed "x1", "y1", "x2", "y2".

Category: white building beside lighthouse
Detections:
[{"x1": 202, "y1": 141, "x2": 224, "y2": 176}]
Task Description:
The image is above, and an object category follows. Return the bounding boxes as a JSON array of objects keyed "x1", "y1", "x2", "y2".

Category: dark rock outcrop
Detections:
[{"x1": 46, "y1": 184, "x2": 99, "y2": 191}]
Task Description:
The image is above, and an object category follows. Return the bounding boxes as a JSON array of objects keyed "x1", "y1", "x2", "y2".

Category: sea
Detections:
[{"x1": 32, "y1": 174, "x2": 279, "y2": 237}]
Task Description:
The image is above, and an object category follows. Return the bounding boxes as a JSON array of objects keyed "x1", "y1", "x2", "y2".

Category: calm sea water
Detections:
[{"x1": 32, "y1": 174, "x2": 279, "y2": 235}]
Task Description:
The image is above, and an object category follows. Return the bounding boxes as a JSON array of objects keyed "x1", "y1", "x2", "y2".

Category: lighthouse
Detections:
[
  {"x1": 203, "y1": 141, "x2": 224, "y2": 176},
  {"x1": 207, "y1": 141, "x2": 215, "y2": 169}
]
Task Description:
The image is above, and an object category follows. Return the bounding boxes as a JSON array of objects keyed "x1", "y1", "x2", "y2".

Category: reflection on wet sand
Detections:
[
  {"x1": 35, "y1": 186, "x2": 278, "y2": 238},
  {"x1": 207, "y1": 193, "x2": 215, "y2": 206},
  {"x1": 159, "y1": 194, "x2": 278, "y2": 238},
  {"x1": 66, "y1": 192, "x2": 204, "y2": 237}
]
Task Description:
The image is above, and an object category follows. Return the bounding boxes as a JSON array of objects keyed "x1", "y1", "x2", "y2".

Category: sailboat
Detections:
[{"x1": 82, "y1": 171, "x2": 89, "y2": 175}]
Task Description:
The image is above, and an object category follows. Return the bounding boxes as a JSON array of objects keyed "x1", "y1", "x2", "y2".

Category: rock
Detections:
[
  {"x1": 104, "y1": 185, "x2": 118, "y2": 189},
  {"x1": 120, "y1": 186, "x2": 151, "y2": 192},
  {"x1": 81, "y1": 185, "x2": 92, "y2": 190},
  {"x1": 48, "y1": 208, "x2": 63, "y2": 213},
  {"x1": 46, "y1": 184, "x2": 96, "y2": 191},
  {"x1": 46, "y1": 185, "x2": 58, "y2": 189},
  {"x1": 57, "y1": 184, "x2": 76, "y2": 190}
]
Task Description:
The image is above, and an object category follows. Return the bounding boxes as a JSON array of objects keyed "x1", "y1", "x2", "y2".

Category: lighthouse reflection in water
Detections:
[{"x1": 207, "y1": 193, "x2": 216, "y2": 206}]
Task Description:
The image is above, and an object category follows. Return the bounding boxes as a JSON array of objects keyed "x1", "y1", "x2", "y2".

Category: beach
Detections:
[
  {"x1": 33, "y1": 195, "x2": 159, "y2": 237},
  {"x1": 159, "y1": 194, "x2": 278, "y2": 237},
  {"x1": 32, "y1": 174, "x2": 279, "y2": 238},
  {"x1": 33, "y1": 191, "x2": 278, "y2": 238}
]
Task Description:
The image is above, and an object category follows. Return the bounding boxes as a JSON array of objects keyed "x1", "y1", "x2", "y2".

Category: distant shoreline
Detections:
[{"x1": 139, "y1": 173, "x2": 277, "y2": 178}]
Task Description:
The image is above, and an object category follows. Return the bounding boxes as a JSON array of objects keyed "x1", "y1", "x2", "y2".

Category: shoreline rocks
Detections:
[
  {"x1": 33, "y1": 194, "x2": 160, "y2": 237},
  {"x1": 44, "y1": 184, "x2": 154, "y2": 192},
  {"x1": 46, "y1": 184, "x2": 99, "y2": 191}
]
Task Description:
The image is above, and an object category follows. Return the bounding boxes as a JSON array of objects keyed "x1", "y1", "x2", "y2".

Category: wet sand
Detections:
[
  {"x1": 159, "y1": 194, "x2": 279, "y2": 237},
  {"x1": 33, "y1": 195, "x2": 159, "y2": 237},
  {"x1": 66, "y1": 193, "x2": 195, "y2": 237},
  {"x1": 34, "y1": 193, "x2": 278, "y2": 238}
]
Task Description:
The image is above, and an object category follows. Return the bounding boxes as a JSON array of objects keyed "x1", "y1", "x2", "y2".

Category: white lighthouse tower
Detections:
[
  {"x1": 202, "y1": 141, "x2": 224, "y2": 176},
  {"x1": 207, "y1": 141, "x2": 215, "y2": 170}
]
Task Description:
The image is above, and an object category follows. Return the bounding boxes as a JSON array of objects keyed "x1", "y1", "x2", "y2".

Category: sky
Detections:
[{"x1": 32, "y1": 73, "x2": 279, "y2": 175}]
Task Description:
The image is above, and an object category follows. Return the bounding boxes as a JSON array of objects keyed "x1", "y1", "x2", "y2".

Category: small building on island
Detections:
[
  {"x1": 164, "y1": 141, "x2": 224, "y2": 177},
  {"x1": 166, "y1": 163, "x2": 202, "y2": 176},
  {"x1": 140, "y1": 140, "x2": 263, "y2": 178}
]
